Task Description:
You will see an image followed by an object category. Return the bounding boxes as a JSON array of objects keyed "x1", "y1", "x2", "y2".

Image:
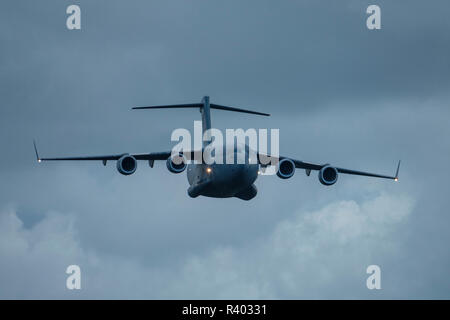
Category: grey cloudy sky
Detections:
[{"x1": 0, "y1": 0, "x2": 449, "y2": 299}]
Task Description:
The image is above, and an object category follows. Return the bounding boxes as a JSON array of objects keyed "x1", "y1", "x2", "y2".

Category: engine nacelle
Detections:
[
  {"x1": 166, "y1": 154, "x2": 187, "y2": 174},
  {"x1": 318, "y1": 165, "x2": 338, "y2": 186},
  {"x1": 117, "y1": 155, "x2": 137, "y2": 175},
  {"x1": 277, "y1": 158, "x2": 295, "y2": 179}
]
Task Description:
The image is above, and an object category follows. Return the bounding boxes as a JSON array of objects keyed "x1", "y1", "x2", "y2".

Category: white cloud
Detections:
[
  {"x1": 168, "y1": 192, "x2": 414, "y2": 299},
  {"x1": 0, "y1": 192, "x2": 414, "y2": 299}
]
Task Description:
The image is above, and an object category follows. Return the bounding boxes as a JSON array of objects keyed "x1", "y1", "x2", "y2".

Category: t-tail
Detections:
[{"x1": 132, "y1": 96, "x2": 270, "y2": 146}]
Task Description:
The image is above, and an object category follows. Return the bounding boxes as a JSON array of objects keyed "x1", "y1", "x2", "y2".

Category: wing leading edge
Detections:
[
  {"x1": 259, "y1": 153, "x2": 400, "y2": 181},
  {"x1": 33, "y1": 140, "x2": 171, "y2": 164}
]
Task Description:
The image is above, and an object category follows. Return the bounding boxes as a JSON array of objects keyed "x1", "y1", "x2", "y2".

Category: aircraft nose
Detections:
[
  {"x1": 207, "y1": 164, "x2": 243, "y2": 183},
  {"x1": 206, "y1": 164, "x2": 256, "y2": 186},
  {"x1": 227, "y1": 165, "x2": 252, "y2": 185}
]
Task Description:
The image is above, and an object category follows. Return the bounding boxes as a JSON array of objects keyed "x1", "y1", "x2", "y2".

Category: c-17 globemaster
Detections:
[{"x1": 34, "y1": 96, "x2": 400, "y2": 200}]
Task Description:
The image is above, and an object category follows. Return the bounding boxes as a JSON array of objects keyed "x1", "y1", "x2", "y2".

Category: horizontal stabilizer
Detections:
[
  {"x1": 210, "y1": 104, "x2": 270, "y2": 116},
  {"x1": 132, "y1": 103, "x2": 201, "y2": 110},
  {"x1": 133, "y1": 103, "x2": 270, "y2": 116}
]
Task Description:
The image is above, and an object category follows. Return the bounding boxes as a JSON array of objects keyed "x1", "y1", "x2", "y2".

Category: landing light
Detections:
[
  {"x1": 206, "y1": 167, "x2": 212, "y2": 174},
  {"x1": 38, "y1": 159, "x2": 42, "y2": 163},
  {"x1": 394, "y1": 178, "x2": 398, "y2": 182}
]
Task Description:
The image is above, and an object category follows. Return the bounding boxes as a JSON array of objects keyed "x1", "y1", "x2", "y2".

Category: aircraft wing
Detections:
[
  {"x1": 33, "y1": 140, "x2": 174, "y2": 166},
  {"x1": 259, "y1": 153, "x2": 401, "y2": 181},
  {"x1": 33, "y1": 141, "x2": 208, "y2": 166},
  {"x1": 289, "y1": 158, "x2": 400, "y2": 180}
]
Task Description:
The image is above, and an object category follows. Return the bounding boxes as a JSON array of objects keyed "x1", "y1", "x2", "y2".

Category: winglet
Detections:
[
  {"x1": 33, "y1": 140, "x2": 41, "y2": 163},
  {"x1": 394, "y1": 160, "x2": 401, "y2": 181}
]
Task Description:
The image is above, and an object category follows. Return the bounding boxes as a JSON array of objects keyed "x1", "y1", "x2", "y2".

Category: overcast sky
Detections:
[{"x1": 0, "y1": 0, "x2": 449, "y2": 299}]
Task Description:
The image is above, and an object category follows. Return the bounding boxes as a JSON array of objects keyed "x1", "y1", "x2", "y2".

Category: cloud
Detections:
[
  {"x1": 0, "y1": 207, "x2": 85, "y2": 298},
  {"x1": 168, "y1": 193, "x2": 414, "y2": 299},
  {"x1": 0, "y1": 192, "x2": 414, "y2": 299},
  {"x1": 0, "y1": 0, "x2": 449, "y2": 299}
]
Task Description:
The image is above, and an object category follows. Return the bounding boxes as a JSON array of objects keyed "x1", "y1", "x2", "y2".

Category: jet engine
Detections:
[
  {"x1": 166, "y1": 154, "x2": 187, "y2": 173},
  {"x1": 277, "y1": 158, "x2": 295, "y2": 179},
  {"x1": 117, "y1": 154, "x2": 137, "y2": 175},
  {"x1": 318, "y1": 165, "x2": 338, "y2": 186}
]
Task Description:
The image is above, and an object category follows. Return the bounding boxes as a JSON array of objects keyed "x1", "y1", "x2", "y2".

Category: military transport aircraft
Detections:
[{"x1": 34, "y1": 96, "x2": 400, "y2": 200}]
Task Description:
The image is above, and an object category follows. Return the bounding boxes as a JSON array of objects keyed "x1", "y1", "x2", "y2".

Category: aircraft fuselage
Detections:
[{"x1": 186, "y1": 144, "x2": 259, "y2": 200}]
